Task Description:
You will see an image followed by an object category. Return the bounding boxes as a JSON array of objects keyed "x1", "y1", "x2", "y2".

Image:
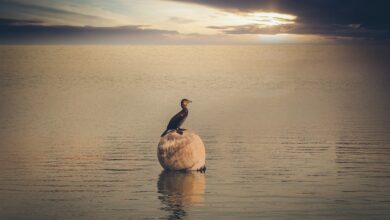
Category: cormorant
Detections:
[{"x1": 161, "y1": 99, "x2": 192, "y2": 137}]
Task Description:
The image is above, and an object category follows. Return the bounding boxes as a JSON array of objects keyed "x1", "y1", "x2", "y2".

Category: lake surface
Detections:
[{"x1": 0, "y1": 45, "x2": 389, "y2": 220}]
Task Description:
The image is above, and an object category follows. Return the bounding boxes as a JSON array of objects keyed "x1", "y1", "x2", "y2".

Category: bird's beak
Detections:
[{"x1": 189, "y1": 100, "x2": 192, "y2": 103}]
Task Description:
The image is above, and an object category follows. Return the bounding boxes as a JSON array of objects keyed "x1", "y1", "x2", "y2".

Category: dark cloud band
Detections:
[
  {"x1": 0, "y1": 18, "x2": 178, "y2": 44},
  {"x1": 170, "y1": 0, "x2": 390, "y2": 40}
]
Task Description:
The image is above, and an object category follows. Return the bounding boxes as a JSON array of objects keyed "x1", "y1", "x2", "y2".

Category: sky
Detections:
[{"x1": 0, "y1": 0, "x2": 389, "y2": 44}]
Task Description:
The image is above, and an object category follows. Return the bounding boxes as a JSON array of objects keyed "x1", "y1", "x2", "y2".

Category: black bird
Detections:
[{"x1": 161, "y1": 99, "x2": 192, "y2": 137}]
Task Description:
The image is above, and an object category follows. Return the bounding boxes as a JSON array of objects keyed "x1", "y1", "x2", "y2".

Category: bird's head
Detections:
[{"x1": 181, "y1": 99, "x2": 192, "y2": 108}]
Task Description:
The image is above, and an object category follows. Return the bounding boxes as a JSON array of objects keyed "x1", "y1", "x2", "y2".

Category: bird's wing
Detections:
[{"x1": 167, "y1": 111, "x2": 184, "y2": 130}]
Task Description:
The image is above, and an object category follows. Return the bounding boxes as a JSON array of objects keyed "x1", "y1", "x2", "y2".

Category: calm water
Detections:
[{"x1": 0, "y1": 45, "x2": 389, "y2": 220}]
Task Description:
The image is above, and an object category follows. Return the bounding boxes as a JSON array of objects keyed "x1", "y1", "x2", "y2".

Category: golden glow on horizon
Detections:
[
  {"x1": 132, "y1": 0, "x2": 298, "y2": 36},
  {"x1": 211, "y1": 11, "x2": 296, "y2": 27},
  {"x1": 257, "y1": 34, "x2": 333, "y2": 44},
  {"x1": 241, "y1": 12, "x2": 297, "y2": 26}
]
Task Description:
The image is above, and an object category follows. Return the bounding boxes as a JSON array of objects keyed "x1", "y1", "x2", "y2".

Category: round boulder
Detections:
[{"x1": 157, "y1": 130, "x2": 206, "y2": 171}]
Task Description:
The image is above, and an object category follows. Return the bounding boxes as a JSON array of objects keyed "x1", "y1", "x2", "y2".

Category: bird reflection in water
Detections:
[{"x1": 157, "y1": 170, "x2": 206, "y2": 220}]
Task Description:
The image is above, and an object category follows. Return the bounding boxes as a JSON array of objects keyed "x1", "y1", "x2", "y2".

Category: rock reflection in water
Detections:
[{"x1": 157, "y1": 171, "x2": 205, "y2": 220}]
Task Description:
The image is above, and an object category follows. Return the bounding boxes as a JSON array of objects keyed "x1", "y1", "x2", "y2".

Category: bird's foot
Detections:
[
  {"x1": 198, "y1": 166, "x2": 206, "y2": 173},
  {"x1": 176, "y1": 128, "x2": 186, "y2": 135}
]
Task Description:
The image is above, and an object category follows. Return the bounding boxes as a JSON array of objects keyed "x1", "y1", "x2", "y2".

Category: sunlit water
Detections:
[{"x1": 0, "y1": 45, "x2": 389, "y2": 220}]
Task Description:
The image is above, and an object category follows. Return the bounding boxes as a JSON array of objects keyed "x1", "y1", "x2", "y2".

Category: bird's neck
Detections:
[{"x1": 181, "y1": 107, "x2": 188, "y2": 112}]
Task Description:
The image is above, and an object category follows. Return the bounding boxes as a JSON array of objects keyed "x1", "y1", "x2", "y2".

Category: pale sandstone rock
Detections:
[{"x1": 158, "y1": 130, "x2": 206, "y2": 171}]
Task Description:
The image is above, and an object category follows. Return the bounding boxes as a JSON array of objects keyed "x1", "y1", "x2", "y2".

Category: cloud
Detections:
[
  {"x1": 0, "y1": 18, "x2": 257, "y2": 44},
  {"x1": 0, "y1": 18, "x2": 179, "y2": 44},
  {"x1": 208, "y1": 24, "x2": 294, "y2": 35},
  {"x1": 169, "y1": 17, "x2": 195, "y2": 24},
  {"x1": 0, "y1": 0, "x2": 109, "y2": 23},
  {"x1": 0, "y1": 18, "x2": 43, "y2": 25},
  {"x1": 168, "y1": 0, "x2": 390, "y2": 40},
  {"x1": 0, "y1": 18, "x2": 280, "y2": 44},
  {"x1": 208, "y1": 22, "x2": 390, "y2": 40},
  {"x1": 0, "y1": 0, "x2": 129, "y2": 26}
]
